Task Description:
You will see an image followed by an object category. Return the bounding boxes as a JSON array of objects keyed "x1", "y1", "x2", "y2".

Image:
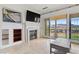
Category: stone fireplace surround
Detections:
[{"x1": 27, "y1": 26, "x2": 39, "y2": 43}]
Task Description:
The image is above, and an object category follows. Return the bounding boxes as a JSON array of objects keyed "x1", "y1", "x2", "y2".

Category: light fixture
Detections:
[{"x1": 42, "y1": 6, "x2": 48, "y2": 10}]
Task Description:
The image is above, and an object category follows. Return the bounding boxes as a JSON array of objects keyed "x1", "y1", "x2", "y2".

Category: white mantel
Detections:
[{"x1": 26, "y1": 21, "x2": 40, "y2": 43}]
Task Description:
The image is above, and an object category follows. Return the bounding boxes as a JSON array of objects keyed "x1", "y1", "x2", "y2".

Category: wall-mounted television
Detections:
[{"x1": 26, "y1": 10, "x2": 40, "y2": 22}]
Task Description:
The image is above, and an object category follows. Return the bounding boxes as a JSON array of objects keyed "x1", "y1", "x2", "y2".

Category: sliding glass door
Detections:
[
  {"x1": 71, "y1": 17, "x2": 79, "y2": 40},
  {"x1": 45, "y1": 14, "x2": 79, "y2": 41},
  {"x1": 50, "y1": 20, "x2": 55, "y2": 38},
  {"x1": 45, "y1": 15, "x2": 67, "y2": 39},
  {"x1": 45, "y1": 18, "x2": 67, "y2": 39},
  {"x1": 56, "y1": 19, "x2": 67, "y2": 38},
  {"x1": 45, "y1": 19, "x2": 50, "y2": 36}
]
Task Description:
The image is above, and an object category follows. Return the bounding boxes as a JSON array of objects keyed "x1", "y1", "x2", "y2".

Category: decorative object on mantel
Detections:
[{"x1": 2, "y1": 8, "x2": 21, "y2": 23}]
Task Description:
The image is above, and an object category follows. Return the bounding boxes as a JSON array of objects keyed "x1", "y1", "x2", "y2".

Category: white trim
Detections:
[
  {"x1": 0, "y1": 41, "x2": 23, "y2": 49},
  {"x1": 13, "y1": 41, "x2": 23, "y2": 46}
]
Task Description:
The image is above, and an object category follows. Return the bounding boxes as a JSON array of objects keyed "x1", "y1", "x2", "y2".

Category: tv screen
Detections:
[{"x1": 26, "y1": 10, "x2": 40, "y2": 22}]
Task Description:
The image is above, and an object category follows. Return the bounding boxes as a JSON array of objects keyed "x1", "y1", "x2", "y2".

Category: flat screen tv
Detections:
[{"x1": 26, "y1": 10, "x2": 40, "y2": 22}]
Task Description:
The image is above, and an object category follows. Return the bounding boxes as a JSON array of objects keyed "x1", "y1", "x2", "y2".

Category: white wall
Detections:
[
  {"x1": 0, "y1": 4, "x2": 40, "y2": 48},
  {"x1": 0, "y1": 4, "x2": 26, "y2": 48},
  {"x1": 40, "y1": 5, "x2": 79, "y2": 37}
]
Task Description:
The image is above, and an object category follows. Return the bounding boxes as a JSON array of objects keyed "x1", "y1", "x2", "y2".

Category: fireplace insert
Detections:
[{"x1": 30, "y1": 30, "x2": 37, "y2": 40}]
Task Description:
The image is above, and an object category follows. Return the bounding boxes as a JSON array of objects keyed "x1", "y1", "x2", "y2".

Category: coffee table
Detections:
[{"x1": 50, "y1": 38, "x2": 71, "y2": 54}]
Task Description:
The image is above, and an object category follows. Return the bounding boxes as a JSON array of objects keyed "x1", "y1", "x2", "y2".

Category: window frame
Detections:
[
  {"x1": 69, "y1": 14, "x2": 79, "y2": 40},
  {"x1": 45, "y1": 14, "x2": 67, "y2": 39}
]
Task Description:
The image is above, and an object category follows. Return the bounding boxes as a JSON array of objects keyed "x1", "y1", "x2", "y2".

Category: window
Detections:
[
  {"x1": 50, "y1": 20, "x2": 55, "y2": 38},
  {"x1": 45, "y1": 19, "x2": 50, "y2": 36},
  {"x1": 70, "y1": 15, "x2": 79, "y2": 40},
  {"x1": 56, "y1": 19, "x2": 67, "y2": 38},
  {"x1": 45, "y1": 14, "x2": 67, "y2": 39},
  {"x1": 45, "y1": 19, "x2": 55, "y2": 38}
]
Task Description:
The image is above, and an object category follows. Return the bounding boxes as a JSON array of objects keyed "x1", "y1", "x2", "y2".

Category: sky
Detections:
[
  {"x1": 49, "y1": 17, "x2": 79, "y2": 26},
  {"x1": 71, "y1": 17, "x2": 79, "y2": 25},
  {"x1": 50, "y1": 19, "x2": 66, "y2": 26}
]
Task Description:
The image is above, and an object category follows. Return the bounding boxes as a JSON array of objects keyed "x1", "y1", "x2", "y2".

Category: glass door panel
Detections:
[
  {"x1": 45, "y1": 19, "x2": 50, "y2": 36},
  {"x1": 71, "y1": 17, "x2": 79, "y2": 40},
  {"x1": 50, "y1": 20, "x2": 55, "y2": 38},
  {"x1": 56, "y1": 19, "x2": 67, "y2": 38}
]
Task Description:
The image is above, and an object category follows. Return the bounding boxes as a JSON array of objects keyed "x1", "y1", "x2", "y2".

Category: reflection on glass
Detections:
[
  {"x1": 45, "y1": 20, "x2": 50, "y2": 36},
  {"x1": 57, "y1": 19, "x2": 67, "y2": 38},
  {"x1": 45, "y1": 18, "x2": 67, "y2": 39},
  {"x1": 71, "y1": 17, "x2": 79, "y2": 40},
  {"x1": 2, "y1": 29, "x2": 9, "y2": 45},
  {"x1": 50, "y1": 20, "x2": 55, "y2": 38}
]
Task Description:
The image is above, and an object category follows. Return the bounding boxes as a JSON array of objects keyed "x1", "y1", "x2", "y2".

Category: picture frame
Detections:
[{"x1": 2, "y1": 8, "x2": 21, "y2": 23}]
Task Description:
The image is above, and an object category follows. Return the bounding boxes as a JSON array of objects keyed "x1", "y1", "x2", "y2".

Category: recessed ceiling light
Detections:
[{"x1": 42, "y1": 7, "x2": 48, "y2": 10}]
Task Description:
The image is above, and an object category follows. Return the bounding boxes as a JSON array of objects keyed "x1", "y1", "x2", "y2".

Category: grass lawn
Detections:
[
  {"x1": 71, "y1": 33, "x2": 79, "y2": 40},
  {"x1": 46, "y1": 28, "x2": 79, "y2": 40}
]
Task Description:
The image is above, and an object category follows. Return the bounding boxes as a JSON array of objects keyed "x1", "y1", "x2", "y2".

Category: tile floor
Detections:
[
  {"x1": 0, "y1": 38, "x2": 50, "y2": 54},
  {"x1": 0, "y1": 38, "x2": 79, "y2": 54}
]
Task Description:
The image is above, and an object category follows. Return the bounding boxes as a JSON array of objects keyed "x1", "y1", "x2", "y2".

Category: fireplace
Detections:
[
  {"x1": 27, "y1": 28, "x2": 38, "y2": 43},
  {"x1": 30, "y1": 30, "x2": 37, "y2": 40}
]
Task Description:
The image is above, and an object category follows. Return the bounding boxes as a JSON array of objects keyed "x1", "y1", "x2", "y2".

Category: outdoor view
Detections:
[
  {"x1": 71, "y1": 17, "x2": 79, "y2": 40},
  {"x1": 46, "y1": 18, "x2": 67, "y2": 39},
  {"x1": 56, "y1": 19, "x2": 67, "y2": 38},
  {"x1": 50, "y1": 20, "x2": 55, "y2": 38},
  {"x1": 45, "y1": 20, "x2": 50, "y2": 36},
  {"x1": 45, "y1": 15, "x2": 79, "y2": 41}
]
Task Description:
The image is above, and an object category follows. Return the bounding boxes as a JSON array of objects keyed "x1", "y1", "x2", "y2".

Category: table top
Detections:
[{"x1": 50, "y1": 38, "x2": 70, "y2": 48}]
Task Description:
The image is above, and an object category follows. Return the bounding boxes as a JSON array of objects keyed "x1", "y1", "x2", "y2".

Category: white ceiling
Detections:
[
  {"x1": 25, "y1": 4, "x2": 74, "y2": 14},
  {"x1": 2, "y1": 4, "x2": 74, "y2": 14}
]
